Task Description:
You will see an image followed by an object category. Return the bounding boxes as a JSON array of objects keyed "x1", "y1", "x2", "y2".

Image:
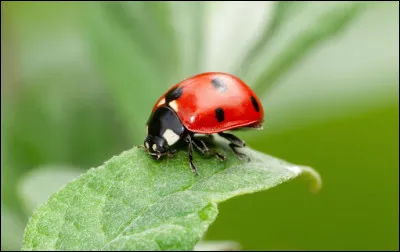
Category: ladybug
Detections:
[{"x1": 143, "y1": 72, "x2": 264, "y2": 175}]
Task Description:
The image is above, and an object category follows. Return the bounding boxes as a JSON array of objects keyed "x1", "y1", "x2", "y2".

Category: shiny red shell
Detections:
[{"x1": 151, "y1": 72, "x2": 264, "y2": 134}]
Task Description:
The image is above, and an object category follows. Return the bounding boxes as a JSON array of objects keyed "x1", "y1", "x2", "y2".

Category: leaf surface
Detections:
[{"x1": 23, "y1": 139, "x2": 321, "y2": 251}]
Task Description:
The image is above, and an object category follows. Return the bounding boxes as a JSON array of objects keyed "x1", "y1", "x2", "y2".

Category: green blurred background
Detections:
[{"x1": 1, "y1": 1, "x2": 398, "y2": 251}]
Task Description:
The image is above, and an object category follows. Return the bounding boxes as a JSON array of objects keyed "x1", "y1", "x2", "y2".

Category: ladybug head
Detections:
[
  {"x1": 144, "y1": 106, "x2": 187, "y2": 160},
  {"x1": 144, "y1": 135, "x2": 168, "y2": 160}
]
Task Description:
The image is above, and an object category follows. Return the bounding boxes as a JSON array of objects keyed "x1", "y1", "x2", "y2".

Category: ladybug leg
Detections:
[
  {"x1": 187, "y1": 135, "x2": 199, "y2": 176},
  {"x1": 218, "y1": 132, "x2": 246, "y2": 147},
  {"x1": 137, "y1": 145, "x2": 146, "y2": 150},
  {"x1": 192, "y1": 137, "x2": 226, "y2": 161},
  {"x1": 218, "y1": 132, "x2": 250, "y2": 162},
  {"x1": 228, "y1": 143, "x2": 250, "y2": 162}
]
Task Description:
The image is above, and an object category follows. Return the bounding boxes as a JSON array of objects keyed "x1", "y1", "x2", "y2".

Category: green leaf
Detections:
[{"x1": 22, "y1": 139, "x2": 321, "y2": 251}]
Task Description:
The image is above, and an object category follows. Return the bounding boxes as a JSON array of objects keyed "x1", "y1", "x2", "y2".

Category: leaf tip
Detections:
[
  {"x1": 299, "y1": 165, "x2": 322, "y2": 194},
  {"x1": 287, "y1": 165, "x2": 322, "y2": 194}
]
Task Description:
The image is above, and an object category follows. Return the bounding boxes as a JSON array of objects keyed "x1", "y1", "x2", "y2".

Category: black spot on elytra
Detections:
[
  {"x1": 165, "y1": 86, "x2": 183, "y2": 103},
  {"x1": 215, "y1": 107, "x2": 225, "y2": 122},
  {"x1": 250, "y1": 96, "x2": 260, "y2": 112},
  {"x1": 211, "y1": 78, "x2": 227, "y2": 93}
]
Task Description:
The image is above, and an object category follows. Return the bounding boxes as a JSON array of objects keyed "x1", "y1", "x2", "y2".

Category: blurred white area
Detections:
[
  {"x1": 1, "y1": 206, "x2": 25, "y2": 251},
  {"x1": 201, "y1": 1, "x2": 273, "y2": 73},
  {"x1": 261, "y1": 2, "x2": 399, "y2": 135},
  {"x1": 194, "y1": 240, "x2": 241, "y2": 251},
  {"x1": 18, "y1": 165, "x2": 83, "y2": 213}
]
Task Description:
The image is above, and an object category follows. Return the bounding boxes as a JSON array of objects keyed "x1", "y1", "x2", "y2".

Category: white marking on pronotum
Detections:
[
  {"x1": 286, "y1": 165, "x2": 301, "y2": 176},
  {"x1": 169, "y1": 100, "x2": 178, "y2": 112},
  {"x1": 152, "y1": 144, "x2": 157, "y2": 151},
  {"x1": 163, "y1": 129, "x2": 180, "y2": 146},
  {"x1": 145, "y1": 142, "x2": 149, "y2": 149},
  {"x1": 157, "y1": 98, "x2": 165, "y2": 107}
]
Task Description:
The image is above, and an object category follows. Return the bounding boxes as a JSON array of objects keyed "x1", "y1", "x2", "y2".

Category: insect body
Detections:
[{"x1": 144, "y1": 72, "x2": 264, "y2": 175}]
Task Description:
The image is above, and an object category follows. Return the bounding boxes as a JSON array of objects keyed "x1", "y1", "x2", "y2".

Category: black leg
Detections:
[
  {"x1": 192, "y1": 137, "x2": 226, "y2": 161},
  {"x1": 218, "y1": 132, "x2": 246, "y2": 147},
  {"x1": 187, "y1": 135, "x2": 199, "y2": 176},
  {"x1": 228, "y1": 143, "x2": 250, "y2": 161},
  {"x1": 218, "y1": 132, "x2": 250, "y2": 161}
]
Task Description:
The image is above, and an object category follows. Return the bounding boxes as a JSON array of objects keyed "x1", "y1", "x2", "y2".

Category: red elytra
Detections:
[{"x1": 152, "y1": 72, "x2": 264, "y2": 134}]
